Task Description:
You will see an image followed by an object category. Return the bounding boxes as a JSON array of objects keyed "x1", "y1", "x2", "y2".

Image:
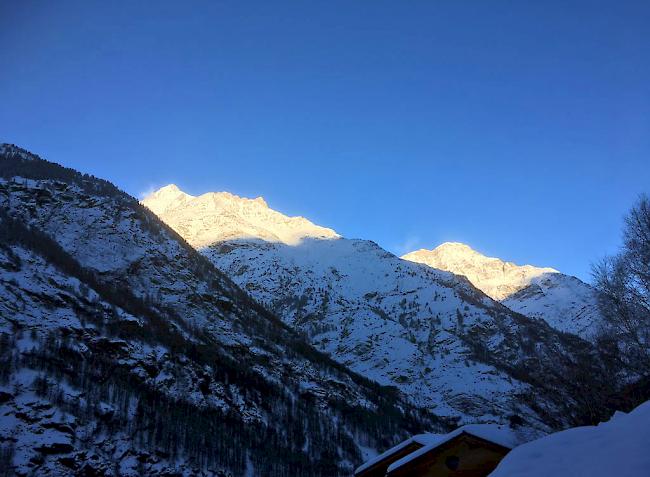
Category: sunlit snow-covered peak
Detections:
[
  {"x1": 402, "y1": 242, "x2": 559, "y2": 300},
  {"x1": 141, "y1": 184, "x2": 340, "y2": 247},
  {"x1": 141, "y1": 184, "x2": 194, "y2": 215}
]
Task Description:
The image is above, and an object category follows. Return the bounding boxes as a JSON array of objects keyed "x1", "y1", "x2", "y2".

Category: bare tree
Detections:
[{"x1": 592, "y1": 195, "x2": 650, "y2": 374}]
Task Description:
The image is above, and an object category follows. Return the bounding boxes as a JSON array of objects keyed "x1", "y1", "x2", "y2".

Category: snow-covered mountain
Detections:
[
  {"x1": 143, "y1": 184, "x2": 339, "y2": 247},
  {"x1": 0, "y1": 145, "x2": 441, "y2": 476},
  {"x1": 143, "y1": 185, "x2": 605, "y2": 429},
  {"x1": 501, "y1": 273, "x2": 602, "y2": 338},
  {"x1": 402, "y1": 243, "x2": 601, "y2": 338},
  {"x1": 402, "y1": 243, "x2": 558, "y2": 301}
]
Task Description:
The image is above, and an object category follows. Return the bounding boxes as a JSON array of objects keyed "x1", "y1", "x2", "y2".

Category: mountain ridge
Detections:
[
  {"x1": 142, "y1": 183, "x2": 339, "y2": 247},
  {"x1": 142, "y1": 183, "x2": 608, "y2": 429},
  {"x1": 402, "y1": 242, "x2": 559, "y2": 301},
  {"x1": 401, "y1": 242, "x2": 601, "y2": 338}
]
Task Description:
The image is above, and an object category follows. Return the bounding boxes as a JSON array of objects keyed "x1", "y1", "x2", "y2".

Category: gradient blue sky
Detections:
[{"x1": 2, "y1": 1, "x2": 649, "y2": 280}]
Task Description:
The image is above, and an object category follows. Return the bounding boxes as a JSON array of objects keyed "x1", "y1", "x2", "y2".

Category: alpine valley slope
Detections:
[
  {"x1": 142, "y1": 185, "x2": 605, "y2": 430},
  {"x1": 402, "y1": 243, "x2": 602, "y2": 339},
  {"x1": 0, "y1": 144, "x2": 444, "y2": 477}
]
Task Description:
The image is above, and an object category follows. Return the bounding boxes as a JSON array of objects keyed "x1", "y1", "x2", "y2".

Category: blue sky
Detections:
[{"x1": 1, "y1": 1, "x2": 649, "y2": 280}]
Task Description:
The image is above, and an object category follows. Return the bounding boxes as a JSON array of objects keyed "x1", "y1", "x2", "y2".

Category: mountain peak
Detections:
[
  {"x1": 437, "y1": 242, "x2": 473, "y2": 249},
  {"x1": 200, "y1": 190, "x2": 269, "y2": 209},
  {"x1": 159, "y1": 183, "x2": 182, "y2": 193},
  {"x1": 142, "y1": 184, "x2": 193, "y2": 215},
  {"x1": 402, "y1": 242, "x2": 558, "y2": 300},
  {"x1": 146, "y1": 183, "x2": 189, "y2": 198},
  {"x1": 431, "y1": 242, "x2": 479, "y2": 255},
  {"x1": 253, "y1": 196, "x2": 268, "y2": 207},
  {"x1": 141, "y1": 186, "x2": 339, "y2": 247}
]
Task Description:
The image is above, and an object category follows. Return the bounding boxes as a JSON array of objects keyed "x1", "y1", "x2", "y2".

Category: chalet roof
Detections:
[
  {"x1": 386, "y1": 424, "x2": 519, "y2": 474},
  {"x1": 354, "y1": 433, "x2": 442, "y2": 475}
]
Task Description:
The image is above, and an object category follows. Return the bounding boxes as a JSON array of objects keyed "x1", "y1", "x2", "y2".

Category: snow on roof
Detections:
[
  {"x1": 354, "y1": 433, "x2": 442, "y2": 475},
  {"x1": 386, "y1": 424, "x2": 518, "y2": 474},
  {"x1": 489, "y1": 400, "x2": 650, "y2": 477}
]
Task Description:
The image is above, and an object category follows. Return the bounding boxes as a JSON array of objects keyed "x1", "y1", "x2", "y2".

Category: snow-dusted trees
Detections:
[{"x1": 593, "y1": 195, "x2": 650, "y2": 374}]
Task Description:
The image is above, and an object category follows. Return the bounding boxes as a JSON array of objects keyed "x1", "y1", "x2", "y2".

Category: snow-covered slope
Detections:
[
  {"x1": 143, "y1": 185, "x2": 604, "y2": 428},
  {"x1": 402, "y1": 243, "x2": 601, "y2": 338},
  {"x1": 0, "y1": 145, "x2": 441, "y2": 476},
  {"x1": 402, "y1": 243, "x2": 558, "y2": 301},
  {"x1": 502, "y1": 273, "x2": 601, "y2": 338},
  {"x1": 489, "y1": 400, "x2": 650, "y2": 477}
]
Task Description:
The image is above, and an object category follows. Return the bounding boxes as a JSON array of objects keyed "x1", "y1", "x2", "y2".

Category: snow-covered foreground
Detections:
[{"x1": 490, "y1": 400, "x2": 650, "y2": 477}]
